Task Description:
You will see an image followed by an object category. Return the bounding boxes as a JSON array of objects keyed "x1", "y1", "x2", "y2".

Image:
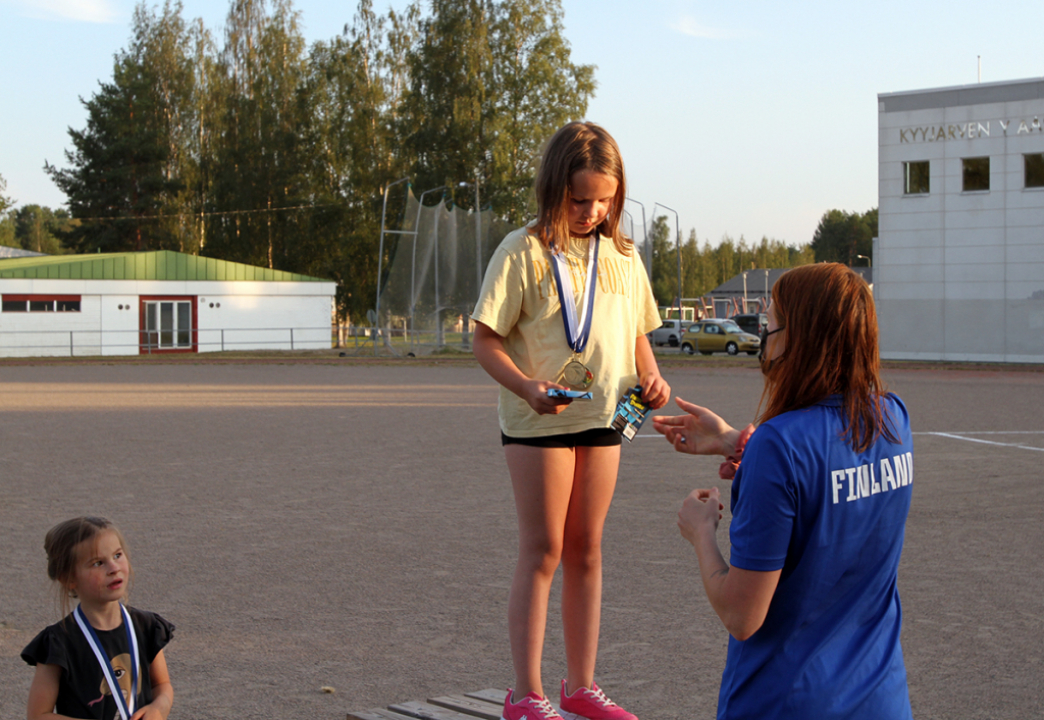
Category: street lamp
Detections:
[
  {"x1": 622, "y1": 209, "x2": 635, "y2": 246},
  {"x1": 856, "y1": 254, "x2": 872, "y2": 267},
  {"x1": 653, "y1": 202, "x2": 682, "y2": 322},
  {"x1": 458, "y1": 176, "x2": 482, "y2": 348},
  {"x1": 625, "y1": 197, "x2": 650, "y2": 283}
]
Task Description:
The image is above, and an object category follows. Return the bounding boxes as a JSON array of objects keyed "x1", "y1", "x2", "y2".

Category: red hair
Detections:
[{"x1": 760, "y1": 263, "x2": 897, "y2": 452}]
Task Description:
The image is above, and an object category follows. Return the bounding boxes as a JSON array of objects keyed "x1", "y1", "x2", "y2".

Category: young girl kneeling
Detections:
[
  {"x1": 473, "y1": 121, "x2": 669, "y2": 720},
  {"x1": 23, "y1": 517, "x2": 174, "y2": 720}
]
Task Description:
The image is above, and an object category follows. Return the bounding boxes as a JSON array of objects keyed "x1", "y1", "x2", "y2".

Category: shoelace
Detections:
[
  {"x1": 583, "y1": 686, "x2": 619, "y2": 709},
  {"x1": 528, "y1": 694, "x2": 560, "y2": 719}
]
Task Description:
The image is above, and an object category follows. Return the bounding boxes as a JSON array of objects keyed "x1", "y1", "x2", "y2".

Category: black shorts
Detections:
[{"x1": 501, "y1": 428, "x2": 622, "y2": 448}]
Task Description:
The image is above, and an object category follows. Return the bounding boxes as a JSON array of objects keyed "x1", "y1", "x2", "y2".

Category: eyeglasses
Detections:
[{"x1": 759, "y1": 326, "x2": 785, "y2": 362}]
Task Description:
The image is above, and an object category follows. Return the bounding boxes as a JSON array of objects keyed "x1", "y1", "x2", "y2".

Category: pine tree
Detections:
[
  {"x1": 811, "y1": 208, "x2": 876, "y2": 264},
  {"x1": 46, "y1": 34, "x2": 183, "y2": 253},
  {"x1": 649, "y1": 215, "x2": 675, "y2": 306}
]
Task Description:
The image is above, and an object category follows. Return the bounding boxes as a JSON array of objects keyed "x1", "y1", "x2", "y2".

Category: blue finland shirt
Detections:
[{"x1": 720, "y1": 394, "x2": 914, "y2": 720}]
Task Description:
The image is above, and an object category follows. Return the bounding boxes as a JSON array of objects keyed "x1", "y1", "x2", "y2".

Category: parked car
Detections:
[
  {"x1": 731, "y1": 313, "x2": 767, "y2": 336},
  {"x1": 680, "y1": 319, "x2": 761, "y2": 356},
  {"x1": 649, "y1": 318, "x2": 688, "y2": 347}
]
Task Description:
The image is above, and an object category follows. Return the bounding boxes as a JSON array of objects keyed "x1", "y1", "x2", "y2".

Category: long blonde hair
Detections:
[{"x1": 532, "y1": 121, "x2": 631, "y2": 255}]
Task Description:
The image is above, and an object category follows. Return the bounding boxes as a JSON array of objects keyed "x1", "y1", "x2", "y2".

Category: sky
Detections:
[{"x1": 1, "y1": 0, "x2": 1043, "y2": 248}]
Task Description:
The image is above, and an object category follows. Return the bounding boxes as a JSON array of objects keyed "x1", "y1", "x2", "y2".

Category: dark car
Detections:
[{"x1": 731, "y1": 313, "x2": 767, "y2": 336}]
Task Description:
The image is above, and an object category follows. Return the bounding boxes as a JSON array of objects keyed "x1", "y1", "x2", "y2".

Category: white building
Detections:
[
  {"x1": 876, "y1": 77, "x2": 1044, "y2": 363},
  {"x1": 0, "y1": 250, "x2": 336, "y2": 357},
  {"x1": 0, "y1": 246, "x2": 45, "y2": 258}
]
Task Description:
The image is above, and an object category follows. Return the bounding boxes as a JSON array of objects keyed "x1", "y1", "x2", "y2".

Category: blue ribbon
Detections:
[
  {"x1": 74, "y1": 604, "x2": 139, "y2": 720},
  {"x1": 550, "y1": 237, "x2": 600, "y2": 353}
]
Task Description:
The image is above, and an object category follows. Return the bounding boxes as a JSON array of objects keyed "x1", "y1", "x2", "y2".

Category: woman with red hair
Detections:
[{"x1": 653, "y1": 263, "x2": 914, "y2": 720}]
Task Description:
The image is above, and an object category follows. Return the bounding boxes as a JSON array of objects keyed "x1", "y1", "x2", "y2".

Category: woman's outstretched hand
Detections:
[{"x1": 652, "y1": 397, "x2": 739, "y2": 456}]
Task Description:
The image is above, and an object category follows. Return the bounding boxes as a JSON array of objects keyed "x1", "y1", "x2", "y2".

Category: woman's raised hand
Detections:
[{"x1": 651, "y1": 397, "x2": 738, "y2": 456}]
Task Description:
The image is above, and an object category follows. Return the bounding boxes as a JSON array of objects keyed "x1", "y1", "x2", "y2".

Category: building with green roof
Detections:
[{"x1": 0, "y1": 251, "x2": 335, "y2": 356}]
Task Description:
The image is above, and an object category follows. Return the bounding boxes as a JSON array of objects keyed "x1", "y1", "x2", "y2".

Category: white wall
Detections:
[
  {"x1": 0, "y1": 278, "x2": 335, "y2": 357},
  {"x1": 877, "y1": 81, "x2": 1044, "y2": 363}
]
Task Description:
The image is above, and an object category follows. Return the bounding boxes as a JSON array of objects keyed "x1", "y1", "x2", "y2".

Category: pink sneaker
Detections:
[
  {"x1": 558, "y1": 680, "x2": 637, "y2": 720},
  {"x1": 501, "y1": 688, "x2": 563, "y2": 720}
]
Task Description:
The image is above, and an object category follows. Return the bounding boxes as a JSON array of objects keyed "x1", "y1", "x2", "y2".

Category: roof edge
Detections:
[{"x1": 879, "y1": 76, "x2": 1044, "y2": 113}]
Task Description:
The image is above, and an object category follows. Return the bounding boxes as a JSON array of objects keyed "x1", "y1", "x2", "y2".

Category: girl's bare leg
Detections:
[
  {"x1": 504, "y1": 444, "x2": 577, "y2": 699},
  {"x1": 561, "y1": 444, "x2": 621, "y2": 695}
]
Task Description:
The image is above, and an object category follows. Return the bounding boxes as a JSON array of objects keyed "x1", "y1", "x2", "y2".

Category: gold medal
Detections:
[
  {"x1": 550, "y1": 237, "x2": 599, "y2": 391},
  {"x1": 562, "y1": 358, "x2": 594, "y2": 390}
]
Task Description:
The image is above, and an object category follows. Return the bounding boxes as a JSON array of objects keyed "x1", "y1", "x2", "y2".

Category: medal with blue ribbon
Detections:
[
  {"x1": 74, "y1": 603, "x2": 139, "y2": 720},
  {"x1": 550, "y1": 236, "x2": 599, "y2": 389}
]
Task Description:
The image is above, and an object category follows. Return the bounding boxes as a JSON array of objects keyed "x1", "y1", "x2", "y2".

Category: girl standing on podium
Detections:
[{"x1": 473, "y1": 121, "x2": 669, "y2": 720}]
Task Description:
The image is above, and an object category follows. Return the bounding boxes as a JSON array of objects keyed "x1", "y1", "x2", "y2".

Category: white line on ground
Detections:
[
  {"x1": 913, "y1": 431, "x2": 1044, "y2": 435},
  {"x1": 914, "y1": 431, "x2": 1044, "y2": 452},
  {"x1": 637, "y1": 432, "x2": 1044, "y2": 453}
]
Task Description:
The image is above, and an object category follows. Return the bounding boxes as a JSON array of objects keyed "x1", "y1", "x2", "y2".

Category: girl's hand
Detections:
[
  {"x1": 522, "y1": 379, "x2": 573, "y2": 415},
  {"x1": 652, "y1": 397, "x2": 738, "y2": 456},
  {"x1": 639, "y1": 370, "x2": 671, "y2": 410},
  {"x1": 677, "y1": 487, "x2": 724, "y2": 547}
]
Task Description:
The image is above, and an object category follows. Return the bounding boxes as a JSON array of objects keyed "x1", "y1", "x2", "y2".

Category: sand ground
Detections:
[{"x1": 0, "y1": 359, "x2": 1041, "y2": 719}]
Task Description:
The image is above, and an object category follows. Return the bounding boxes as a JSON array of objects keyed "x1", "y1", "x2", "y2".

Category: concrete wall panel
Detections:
[
  {"x1": 1005, "y1": 261, "x2": 1044, "y2": 283},
  {"x1": 879, "y1": 79, "x2": 1044, "y2": 363},
  {"x1": 878, "y1": 299, "x2": 944, "y2": 355}
]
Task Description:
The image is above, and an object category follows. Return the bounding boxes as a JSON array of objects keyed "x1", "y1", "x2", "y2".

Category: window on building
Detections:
[
  {"x1": 903, "y1": 161, "x2": 930, "y2": 194},
  {"x1": 1025, "y1": 153, "x2": 1044, "y2": 188},
  {"x1": 962, "y1": 157, "x2": 990, "y2": 192},
  {"x1": 143, "y1": 300, "x2": 193, "y2": 349},
  {"x1": 1, "y1": 295, "x2": 81, "y2": 312}
]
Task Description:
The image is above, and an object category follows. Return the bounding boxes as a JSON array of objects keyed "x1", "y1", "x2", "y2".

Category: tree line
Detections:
[
  {"x1": 37, "y1": 0, "x2": 594, "y2": 322},
  {"x1": 2, "y1": 0, "x2": 878, "y2": 319},
  {"x1": 643, "y1": 216, "x2": 811, "y2": 306},
  {"x1": 642, "y1": 205, "x2": 876, "y2": 307}
]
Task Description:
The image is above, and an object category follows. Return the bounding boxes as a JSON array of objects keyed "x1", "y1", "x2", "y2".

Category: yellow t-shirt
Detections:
[{"x1": 472, "y1": 226, "x2": 662, "y2": 437}]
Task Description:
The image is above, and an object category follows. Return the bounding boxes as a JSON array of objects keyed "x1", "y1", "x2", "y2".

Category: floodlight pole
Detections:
[
  {"x1": 742, "y1": 271, "x2": 748, "y2": 313},
  {"x1": 459, "y1": 176, "x2": 481, "y2": 349},
  {"x1": 433, "y1": 195, "x2": 446, "y2": 348},
  {"x1": 410, "y1": 186, "x2": 448, "y2": 353},
  {"x1": 625, "y1": 197, "x2": 650, "y2": 283},
  {"x1": 653, "y1": 203, "x2": 682, "y2": 322},
  {"x1": 376, "y1": 177, "x2": 410, "y2": 354},
  {"x1": 622, "y1": 209, "x2": 635, "y2": 243}
]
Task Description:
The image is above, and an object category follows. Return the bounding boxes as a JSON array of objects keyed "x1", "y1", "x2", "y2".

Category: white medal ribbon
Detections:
[
  {"x1": 74, "y1": 603, "x2": 139, "y2": 720},
  {"x1": 550, "y1": 237, "x2": 599, "y2": 353}
]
